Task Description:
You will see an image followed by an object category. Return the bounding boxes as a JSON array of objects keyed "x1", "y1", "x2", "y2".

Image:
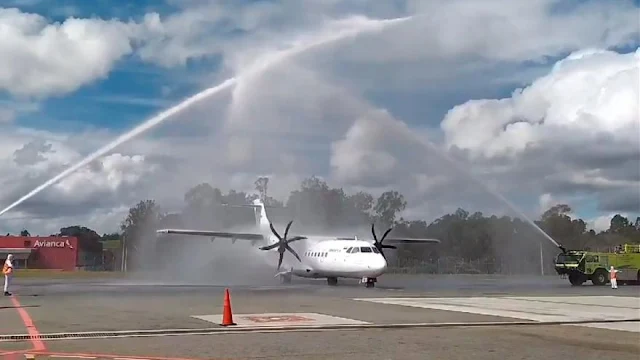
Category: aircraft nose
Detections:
[
  {"x1": 377, "y1": 256, "x2": 387, "y2": 272},
  {"x1": 368, "y1": 255, "x2": 387, "y2": 274}
]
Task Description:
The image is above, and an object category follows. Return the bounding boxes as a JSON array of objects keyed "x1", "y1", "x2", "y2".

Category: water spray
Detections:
[
  {"x1": 416, "y1": 138, "x2": 563, "y2": 251},
  {"x1": 0, "y1": 15, "x2": 413, "y2": 219}
]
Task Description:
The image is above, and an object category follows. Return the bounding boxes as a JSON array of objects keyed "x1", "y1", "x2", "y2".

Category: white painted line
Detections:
[
  {"x1": 353, "y1": 296, "x2": 640, "y2": 333},
  {"x1": 191, "y1": 312, "x2": 370, "y2": 327}
]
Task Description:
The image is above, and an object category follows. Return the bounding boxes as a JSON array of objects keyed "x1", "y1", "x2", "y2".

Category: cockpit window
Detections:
[
  {"x1": 360, "y1": 247, "x2": 372, "y2": 253},
  {"x1": 346, "y1": 247, "x2": 353, "y2": 253},
  {"x1": 351, "y1": 247, "x2": 360, "y2": 253},
  {"x1": 371, "y1": 247, "x2": 380, "y2": 254}
]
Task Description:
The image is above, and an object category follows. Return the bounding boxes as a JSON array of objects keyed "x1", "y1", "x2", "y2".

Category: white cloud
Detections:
[
  {"x1": 0, "y1": 7, "x2": 153, "y2": 97},
  {"x1": 0, "y1": 1, "x2": 639, "y2": 235},
  {"x1": 0, "y1": 130, "x2": 157, "y2": 234},
  {"x1": 439, "y1": 49, "x2": 639, "y2": 212}
]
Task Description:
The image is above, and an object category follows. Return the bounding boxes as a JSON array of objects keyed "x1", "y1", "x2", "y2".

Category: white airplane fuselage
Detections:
[{"x1": 265, "y1": 236, "x2": 388, "y2": 280}]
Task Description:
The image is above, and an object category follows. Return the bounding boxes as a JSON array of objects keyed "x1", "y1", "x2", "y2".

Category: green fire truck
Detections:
[{"x1": 554, "y1": 243, "x2": 640, "y2": 286}]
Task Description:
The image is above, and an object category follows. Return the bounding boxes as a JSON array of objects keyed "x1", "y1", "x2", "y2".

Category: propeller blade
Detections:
[
  {"x1": 382, "y1": 244, "x2": 397, "y2": 249},
  {"x1": 259, "y1": 243, "x2": 280, "y2": 251},
  {"x1": 285, "y1": 236, "x2": 307, "y2": 243},
  {"x1": 284, "y1": 221, "x2": 293, "y2": 239},
  {"x1": 285, "y1": 244, "x2": 302, "y2": 262},
  {"x1": 380, "y1": 228, "x2": 392, "y2": 242},
  {"x1": 277, "y1": 252, "x2": 284, "y2": 270},
  {"x1": 269, "y1": 222, "x2": 282, "y2": 241},
  {"x1": 371, "y1": 223, "x2": 378, "y2": 241}
]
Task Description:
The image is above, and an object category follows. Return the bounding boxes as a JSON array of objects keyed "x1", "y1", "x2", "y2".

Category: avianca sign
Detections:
[{"x1": 33, "y1": 239, "x2": 73, "y2": 249}]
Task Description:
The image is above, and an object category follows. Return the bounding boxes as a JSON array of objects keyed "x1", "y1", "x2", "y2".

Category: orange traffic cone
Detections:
[{"x1": 221, "y1": 288, "x2": 236, "y2": 326}]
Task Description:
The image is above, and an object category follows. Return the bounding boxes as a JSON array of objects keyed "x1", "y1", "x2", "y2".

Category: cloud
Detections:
[
  {"x1": 0, "y1": 1, "x2": 639, "y2": 235},
  {"x1": 440, "y1": 49, "x2": 639, "y2": 213},
  {"x1": 0, "y1": 7, "x2": 143, "y2": 97},
  {"x1": 0, "y1": 129, "x2": 157, "y2": 233}
]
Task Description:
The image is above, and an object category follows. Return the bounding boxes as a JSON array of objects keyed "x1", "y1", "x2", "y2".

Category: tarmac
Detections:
[{"x1": 0, "y1": 274, "x2": 638, "y2": 360}]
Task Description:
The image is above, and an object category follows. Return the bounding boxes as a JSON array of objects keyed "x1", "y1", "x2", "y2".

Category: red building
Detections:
[{"x1": 0, "y1": 236, "x2": 79, "y2": 270}]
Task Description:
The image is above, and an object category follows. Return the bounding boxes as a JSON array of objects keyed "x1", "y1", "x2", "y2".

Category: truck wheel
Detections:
[
  {"x1": 592, "y1": 269, "x2": 607, "y2": 286},
  {"x1": 569, "y1": 273, "x2": 585, "y2": 286}
]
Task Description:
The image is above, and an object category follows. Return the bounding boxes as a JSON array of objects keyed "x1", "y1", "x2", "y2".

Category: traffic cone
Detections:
[{"x1": 221, "y1": 288, "x2": 236, "y2": 326}]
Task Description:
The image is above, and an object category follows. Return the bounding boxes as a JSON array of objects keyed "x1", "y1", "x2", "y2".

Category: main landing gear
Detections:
[
  {"x1": 326, "y1": 277, "x2": 377, "y2": 287},
  {"x1": 361, "y1": 277, "x2": 377, "y2": 288},
  {"x1": 279, "y1": 273, "x2": 292, "y2": 284}
]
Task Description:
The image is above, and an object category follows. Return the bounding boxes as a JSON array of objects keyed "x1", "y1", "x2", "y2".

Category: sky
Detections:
[{"x1": 0, "y1": 0, "x2": 638, "y2": 236}]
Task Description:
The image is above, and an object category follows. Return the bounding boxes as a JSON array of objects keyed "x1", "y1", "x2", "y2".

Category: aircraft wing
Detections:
[
  {"x1": 156, "y1": 229, "x2": 264, "y2": 241},
  {"x1": 384, "y1": 237, "x2": 441, "y2": 244}
]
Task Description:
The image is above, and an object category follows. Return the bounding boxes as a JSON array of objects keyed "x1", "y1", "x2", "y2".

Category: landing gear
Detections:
[
  {"x1": 279, "y1": 273, "x2": 292, "y2": 284},
  {"x1": 362, "y1": 277, "x2": 377, "y2": 288},
  {"x1": 327, "y1": 277, "x2": 338, "y2": 286}
]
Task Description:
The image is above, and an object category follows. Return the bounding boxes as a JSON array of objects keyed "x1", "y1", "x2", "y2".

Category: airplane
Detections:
[{"x1": 156, "y1": 198, "x2": 440, "y2": 288}]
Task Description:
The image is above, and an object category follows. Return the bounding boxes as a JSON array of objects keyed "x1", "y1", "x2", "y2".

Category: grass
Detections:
[{"x1": 13, "y1": 269, "x2": 126, "y2": 279}]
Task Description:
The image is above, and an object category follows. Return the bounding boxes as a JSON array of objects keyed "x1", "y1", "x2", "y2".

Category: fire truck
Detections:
[{"x1": 554, "y1": 243, "x2": 640, "y2": 286}]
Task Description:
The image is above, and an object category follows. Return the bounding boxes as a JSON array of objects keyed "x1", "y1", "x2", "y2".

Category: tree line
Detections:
[
  {"x1": 117, "y1": 176, "x2": 640, "y2": 273},
  {"x1": 12, "y1": 176, "x2": 640, "y2": 274}
]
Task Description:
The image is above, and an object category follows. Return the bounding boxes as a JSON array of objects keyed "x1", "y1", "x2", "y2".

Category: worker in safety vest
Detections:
[
  {"x1": 609, "y1": 265, "x2": 619, "y2": 289},
  {"x1": 3, "y1": 254, "x2": 14, "y2": 296}
]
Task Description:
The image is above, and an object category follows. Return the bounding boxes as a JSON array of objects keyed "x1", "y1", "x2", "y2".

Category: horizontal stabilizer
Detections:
[
  {"x1": 384, "y1": 238, "x2": 441, "y2": 244},
  {"x1": 156, "y1": 229, "x2": 264, "y2": 240}
]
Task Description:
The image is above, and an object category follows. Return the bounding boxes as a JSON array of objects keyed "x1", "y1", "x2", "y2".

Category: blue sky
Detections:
[{"x1": 0, "y1": 0, "x2": 638, "y2": 234}]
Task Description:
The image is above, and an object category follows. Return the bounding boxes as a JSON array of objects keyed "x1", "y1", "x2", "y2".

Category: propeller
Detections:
[
  {"x1": 371, "y1": 223, "x2": 397, "y2": 259},
  {"x1": 259, "y1": 221, "x2": 306, "y2": 271}
]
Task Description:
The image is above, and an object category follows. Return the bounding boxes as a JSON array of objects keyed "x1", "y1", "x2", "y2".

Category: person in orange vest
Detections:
[
  {"x1": 3, "y1": 254, "x2": 14, "y2": 296},
  {"x1": 609, "y1": 265, "x2": 619, "y2": 289}
]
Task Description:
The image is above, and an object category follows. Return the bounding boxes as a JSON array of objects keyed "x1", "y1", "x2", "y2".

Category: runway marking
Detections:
[
  {"x1": 192, "y1": 312, "x2": 370, "y2": 327},
  {"x1": 353, "y1": 296, "x2": 640, "y2": 333},
  {"x1": 25, "y1": 352, "x2": 207, "y2": 360},
  {"x1": 11, "y1": 296, "x2": 46, "y2": 351},
  {"x1": 242, "y1": 315, "x2": 313, "y2": 323}
]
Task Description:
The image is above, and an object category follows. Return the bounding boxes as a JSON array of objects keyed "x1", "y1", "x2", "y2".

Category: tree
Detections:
[
  {"x1": 58, "y1": 226, "x2": 103, "y2": 253},
  {"x1": 255, "y1": 176, "x2": 269, "y2": 202},
  {"x1": 20, "y1": 229, "x2": 30, "y2": 237},
  {"x1": 116, "y1": 176, "x2": 640, "y2": 275},
  {"x1": 373, "y1": 190, "x2": 407, "y2": 227},
  {"x1": 536, "y1": 204, "x2": 586, "y2": 249},
  {"x1": 610, "y1": 214, "x2": 631, "y2": 233},
  {"x1": 120, "y1": 200, "x2": 162, "y2": 271}
]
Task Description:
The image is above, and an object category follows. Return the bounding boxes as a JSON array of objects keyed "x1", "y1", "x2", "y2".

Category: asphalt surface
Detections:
[{"x1": 0, "y1": 274, "x2": 638, "y2": 359}]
